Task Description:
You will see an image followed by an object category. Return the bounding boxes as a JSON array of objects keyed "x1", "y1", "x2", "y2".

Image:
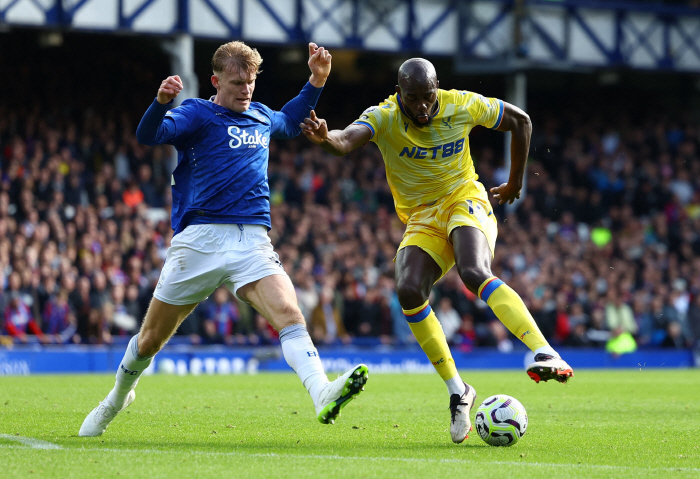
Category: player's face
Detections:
[
  {"x1": 212, "y1": 68, "x2": 256, "y2": 113},
  {"x1": 396, "y1": 81, "x2": 438, "y2": 128}
]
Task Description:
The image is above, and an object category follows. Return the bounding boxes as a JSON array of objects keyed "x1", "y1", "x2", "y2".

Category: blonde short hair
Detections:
[{"x1": 212, "y1": 41, "x2": 263, "y2": 76}]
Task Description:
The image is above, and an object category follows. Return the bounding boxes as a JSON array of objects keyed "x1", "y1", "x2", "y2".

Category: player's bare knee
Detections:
[
  {"x1": 137, "y1": 331, "x2": 165, "y2": 357},
  {"x1": 270, "y1": 302, "x2": 305, "y2": 331},
  {"x1": 396, "y1": 281, "x2": 428, "y2": 310},
  {"x1": 457, "y1": 266, "x2": 491, "y2": 293}
]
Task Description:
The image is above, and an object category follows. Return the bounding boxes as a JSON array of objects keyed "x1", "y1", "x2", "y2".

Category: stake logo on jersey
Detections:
[
  {"x1": 227, "y1": 126, "x2": 269, "y2": 149},
  {"x1": 139, "y1": 80, "x2": 323, "y2": 235},
  {"x1": 352, "y1": 89, "x2": 504, "y2": 223}
]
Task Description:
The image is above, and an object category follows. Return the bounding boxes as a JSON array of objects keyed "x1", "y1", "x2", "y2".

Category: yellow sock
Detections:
[
  {"x1": 404, "y1": 301, "x2": 459, "y2": 381},
  {"x1": 478, "y1": 277, "x2": 549, "y2": 351}
]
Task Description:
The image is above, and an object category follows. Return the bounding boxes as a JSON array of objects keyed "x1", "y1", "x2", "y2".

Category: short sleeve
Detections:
[
  {"x1": 352, "y1": 103, "x2": 389, "y2": 141},
  {"x1": 457, "y1": 91, "x2": 504, "y2": 130}
]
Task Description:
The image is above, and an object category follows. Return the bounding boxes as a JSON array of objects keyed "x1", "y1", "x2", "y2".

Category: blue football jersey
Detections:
[{"x1": 136, "y1": 82, "x2": 322, "y2": 235}]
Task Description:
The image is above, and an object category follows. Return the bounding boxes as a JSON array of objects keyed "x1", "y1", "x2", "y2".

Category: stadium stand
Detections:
[{"x1": 0, "y1": 34, "x2": 698, "y2": 357}]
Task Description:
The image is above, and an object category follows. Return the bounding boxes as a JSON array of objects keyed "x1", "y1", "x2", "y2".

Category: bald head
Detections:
[
  {"x1": 397, "y1": 58, "x2": 437, "y2": 90},
  {"x1": 395, "y1": 58, "x2": 439, "y2": 127}
]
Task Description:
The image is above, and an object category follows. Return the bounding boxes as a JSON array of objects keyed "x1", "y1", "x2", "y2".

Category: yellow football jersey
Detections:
[{"x1": 353, "y1": 89, "x2": 504, "y2": 223}]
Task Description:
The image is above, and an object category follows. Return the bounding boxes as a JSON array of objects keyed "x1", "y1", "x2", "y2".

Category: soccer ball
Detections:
[{"x1": 474, "y1": 395, "x2": 528, "y2": 447}]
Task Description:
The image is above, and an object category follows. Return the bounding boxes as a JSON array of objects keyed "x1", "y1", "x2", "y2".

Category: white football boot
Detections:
[
  {"x1": 315, "y1": 364, "x2": 369, "y2": 424},
  {"x1": 449, "y1": 382, "x2": 476, "y2": 444},
  {"x1": 527, "y1": 353, "x2": 574, "y2": 384},
  {"x1": 79, "y1": 390, "x2": 135, "y2": 437}
]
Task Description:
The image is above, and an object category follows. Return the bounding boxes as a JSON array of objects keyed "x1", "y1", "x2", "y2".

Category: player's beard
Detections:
[{"x1": 407, "y1": 103, "x2": 437, "y2": 128}]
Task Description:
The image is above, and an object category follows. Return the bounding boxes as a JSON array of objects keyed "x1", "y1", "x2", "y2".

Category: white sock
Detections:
[
  {"x1": 534, "y1": 345, "x2": 559, "y2": 358},
  {"x1": 445, "y1": 375, "x2": 466, "y2": 396},
  {"x1": 279, "y1": 324, "x2": 329, "y2": 404},
  {"x1": 106, "y1": 335, "x2": 153, "y2": 408}
]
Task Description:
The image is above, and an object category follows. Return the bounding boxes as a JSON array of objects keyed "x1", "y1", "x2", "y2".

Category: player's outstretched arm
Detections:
[
  {"x1": 307, "y1": 43, "x2": 332, "y2": 88},
  {"x1": 136, "y1": 75, "x2": 184, "y2": 145},
  {"x1": 490, "y1": 102, "x2": 532, "y2": 205},
  {"x1": 300, "y1": 111, "x2": 371, "y2": 156},
  {"x1": 270, "y1": 44, "x2": 330, "y2": 139}
]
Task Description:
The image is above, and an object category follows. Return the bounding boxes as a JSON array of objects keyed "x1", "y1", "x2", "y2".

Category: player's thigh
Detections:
[
  {"x1": 451, "y1": 226, "x2": 492, "y2": 269},
  {"x1": 398, "y1": 203, "x2": 456, "y2": 282},
  {"x1": 395, "y1": 246, "x2": 443, "y2": 309},
  {"x1": 236, "y1": 274, "x2": 304, "y2": 331},
  {"x1": 224, "y1": 225, "x2": 302, "y2": 331},
  {"x1": 138, "y1": 297, "x2": 199, "y2": 355},
  {"x1": 446, "y1": 192, "x2": 498, "y2": 292}
]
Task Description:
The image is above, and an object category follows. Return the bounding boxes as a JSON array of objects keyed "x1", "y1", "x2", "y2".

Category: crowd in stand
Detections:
[{"x1": 1, "y1": 80, "x2": 699, "y2": 353}]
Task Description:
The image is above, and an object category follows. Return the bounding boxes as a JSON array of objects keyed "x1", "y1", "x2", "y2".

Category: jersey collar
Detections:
[{"x1": 207, "y1": 97, "x2": 268, "y2": 124}]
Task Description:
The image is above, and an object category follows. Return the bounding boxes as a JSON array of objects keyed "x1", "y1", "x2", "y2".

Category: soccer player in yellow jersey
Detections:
[{"x1": 301, "y1": 58, "x2": 573, "y2": 444}]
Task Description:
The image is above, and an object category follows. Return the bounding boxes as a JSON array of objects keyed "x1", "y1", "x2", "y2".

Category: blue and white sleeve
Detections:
[{"x1": 270, "y1": 82, "x2": 323, "y2": 140}]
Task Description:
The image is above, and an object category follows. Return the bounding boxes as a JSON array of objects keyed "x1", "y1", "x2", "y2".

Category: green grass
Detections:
[{"x1": 1, "y1": 370, "x2": 699, "y2": 478}]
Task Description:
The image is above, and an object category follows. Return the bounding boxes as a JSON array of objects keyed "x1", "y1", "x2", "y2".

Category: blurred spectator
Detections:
[
  {"x1": 661, "y1": 321, "x2": 687, "y2": 349},
  {"x1": 489, "y1": 321, "x2": 514, "y2": 353},
  {"x1": 310, "y1": 285, "x2": 349, "y2": 344},
  {"x1": 122, "y1": 180, "x2": 144, "y2": 209},
  {"x1": 295, "y1": 271, "x2": 319, "y2": 325},
  {"x1": 42, "y1": 288, "x2": 78, "y2": 344},
  {"x1": 250, "y1": 312, "x2": 279, "y2": 345},
  {"x1": 605, "y1": 289, "x2": 637, "y2": 337},
  {"x1": 565, "y1": 322, "x2": 592, "y2": 348},
  {"x1": 356, "y1": 288, "x2": 384, "y2": 337},
  {"x1": 454, "y1": 314, "x2": 477, "y2": 352},
  {"x1": 137, "y1": 164, "x2": 159, "y2": 207},
  {"x1": 70, "y1": 277, "x2": 93, "y2": 341},
  {"x1": 567, "y1": 303, "x2": 589, "y2": 330},
  {"x1": 604, "y1": 289, "x2": 638, "y2": 354},
  {"x1": 110, "y1": 284, "x2": 138, "y2": 336},
  {"x1": 653, "y1": 294, "x2": 682, "y2": 343},
  {"x1": 587, "y1": 308, "x2": 611, "y2": 348},
  {"x1": 390, "y1": 289, "x2": 414, "y2": 345},
  {"x1": 435, "y1": 297, "x2": 462, "y2": 344},
  {"x1": 3, "y1": 292, "x2": 44, "y2": 342},
  {"x1": 688, "y1": 294, "x2": 700, "y2": 347},
  {"x1": 199, "y1": 317, "x2": 225, "y2": 345},
  {"x1": 201, "y1": 287, "x2": 241, "y2": 345},
  {"x1": 123, "y1": 284, "x2": 144, "y2": 326},
  {"x1": 633, "y1": 292, "x2": 654, "y2": 346},
  {"x1": 554, "y1": 292, "x2": 572, "y2": 344}
]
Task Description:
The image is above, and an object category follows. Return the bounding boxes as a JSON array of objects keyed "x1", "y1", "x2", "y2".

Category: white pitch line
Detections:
[
  {"x1": 0, "y1": 440, "x2": 698, "y2": 474},
  {"x1": 0, "y1": 434, "x2": 62, "y2": 450}
]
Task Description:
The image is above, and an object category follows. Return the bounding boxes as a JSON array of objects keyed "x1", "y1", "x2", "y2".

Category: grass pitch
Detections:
[{"x1": 1, "y1": 369, "x2": 699, "y2": 478}]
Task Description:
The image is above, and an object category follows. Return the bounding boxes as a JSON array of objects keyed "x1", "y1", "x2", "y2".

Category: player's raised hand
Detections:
[
  {"x1": 490, "y1": 182, "x2": 521, "y2": 205},
  {"x1": 157, "y1": 75, "x2": 183, "y2": 105},
  {"x1": 308, "y1": 43, "x2": 332, "y2": 88},
  {"x1": 300, "y1": 110, "x2": 329, "y2": 144}
]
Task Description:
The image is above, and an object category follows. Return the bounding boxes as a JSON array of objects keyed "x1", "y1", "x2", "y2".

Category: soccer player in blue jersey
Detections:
[
  {"x1": 79, "y1": 41, "x2": 368, "y2": 437},
  {"x1": 301, "y1": 58, "x2": 573, "y2": 444}
]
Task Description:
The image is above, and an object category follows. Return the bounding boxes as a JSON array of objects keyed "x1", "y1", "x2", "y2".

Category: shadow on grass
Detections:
[{"x1": 61, "y1": 435, "x2": 490, "y2": 456}]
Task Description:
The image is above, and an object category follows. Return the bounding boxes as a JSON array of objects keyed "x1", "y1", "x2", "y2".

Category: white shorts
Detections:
[{"x1": 153, "y1": 224, "x2": 287, "y2": 305}]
